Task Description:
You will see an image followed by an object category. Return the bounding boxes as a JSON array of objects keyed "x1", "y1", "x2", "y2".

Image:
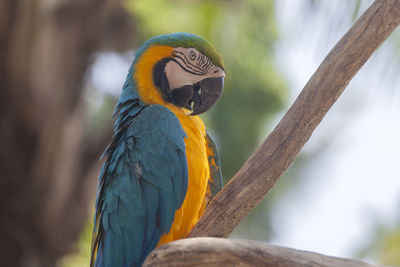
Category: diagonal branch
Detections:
[{"x1": 188, "y1": 0, "x2": 400, "y2": 238}]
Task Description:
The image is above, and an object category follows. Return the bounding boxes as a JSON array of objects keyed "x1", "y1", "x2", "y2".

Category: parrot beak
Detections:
[
  {"x1": 171, "y1": 76, "x2": 224, "y2": 115},
  {"x1": 190, "y1": 76, "x2": 224, "y2": 115},
  {"x1": 170, "y1": 65, "x2": 225, "y2": 115}
]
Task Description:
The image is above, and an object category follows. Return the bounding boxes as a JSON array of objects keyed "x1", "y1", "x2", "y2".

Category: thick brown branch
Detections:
[
  {"x1": 144, "y1": 238, "x2": 380, "y2": 267},
  {"x1": 189, "y1": 0, "x2": 400, "y2": 238}
]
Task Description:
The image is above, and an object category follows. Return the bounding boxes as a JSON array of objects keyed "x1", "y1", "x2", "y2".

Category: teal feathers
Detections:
[{"x1": 92, "y1": 105, "x2": 188, "y2": 267}]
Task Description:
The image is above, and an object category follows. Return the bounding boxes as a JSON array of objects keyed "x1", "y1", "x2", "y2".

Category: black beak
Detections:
[{"x1": 170, "y1": 77, "x2": 224, "y2": 115}]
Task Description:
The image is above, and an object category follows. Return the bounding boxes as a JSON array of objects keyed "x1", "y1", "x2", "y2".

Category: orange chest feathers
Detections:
[{"x1": 157, "y1": 109, "x2": 210, "y2": 245}]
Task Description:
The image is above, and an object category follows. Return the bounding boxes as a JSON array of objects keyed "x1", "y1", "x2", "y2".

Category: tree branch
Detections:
[
  {"x1": 188, "y1": 0, "x2": 400, "y2": 238},
  {"x1": 144, "y1": 238, "x2": 382, "y2": 267}
]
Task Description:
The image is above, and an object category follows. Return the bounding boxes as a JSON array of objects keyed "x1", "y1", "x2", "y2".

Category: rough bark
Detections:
[
  {"x1": 144, "y1": 238, "x2": 381, "y2": 267},
  {"x1": 0, "y1": 0, "x2": 134, "y2": 266},
  {"x1": 188, "y1": 0, "x2": 400, "y2": 239}
]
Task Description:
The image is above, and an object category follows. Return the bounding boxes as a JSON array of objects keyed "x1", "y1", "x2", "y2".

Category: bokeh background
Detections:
[{"x1": 1, "y1": 0, "x2": 399, "y2": 266}]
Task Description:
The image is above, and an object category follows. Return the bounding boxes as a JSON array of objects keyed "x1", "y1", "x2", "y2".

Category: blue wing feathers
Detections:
[{"x1": 92, "y1": 104, "x2": 188, "y2": 267}]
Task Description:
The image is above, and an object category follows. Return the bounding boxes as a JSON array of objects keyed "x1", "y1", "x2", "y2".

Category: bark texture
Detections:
[
  {"x1": 188, "y1": 0, "x2": 400, "y2": 239},
  {"x1": 0, "y1": 0, "x2": 134, "y2": 266},
  {"x1": 144, "y1": 238, "x2": 382, "y2": 267}
]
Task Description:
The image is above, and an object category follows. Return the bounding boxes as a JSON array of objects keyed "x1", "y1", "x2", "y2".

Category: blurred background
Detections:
[{"x1": 1, "y1": 0, "x2": 399, "y2": 266}]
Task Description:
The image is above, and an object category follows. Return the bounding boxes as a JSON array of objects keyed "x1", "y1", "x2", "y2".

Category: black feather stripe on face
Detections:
[
  {"x1": 170, "y1": 58, "x2": 203, "y2": 76},
  {"x1": 174, "y1": 51, "x2": 204, "y2": 74},
  {"x1": 172, "y1": 52, "x2": 207, "y2": 75},
  {"x1": 153, "y1": 58, "x2": 173, "y2": 102}
]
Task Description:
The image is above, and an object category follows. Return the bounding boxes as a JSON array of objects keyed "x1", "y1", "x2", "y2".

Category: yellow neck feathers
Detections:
[{"x1": 134, "y1": 45, "x2": 173, "y2": 106}]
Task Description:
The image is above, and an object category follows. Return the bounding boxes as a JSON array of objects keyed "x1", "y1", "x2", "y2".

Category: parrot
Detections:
[{"x1": 90, "y1": 33, "x2": 225, "y2": 267}]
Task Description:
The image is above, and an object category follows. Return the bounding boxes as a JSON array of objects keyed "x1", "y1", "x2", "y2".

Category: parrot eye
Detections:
[{"x1": 189, "y1": 50, "x2": 196, "y2": 61}]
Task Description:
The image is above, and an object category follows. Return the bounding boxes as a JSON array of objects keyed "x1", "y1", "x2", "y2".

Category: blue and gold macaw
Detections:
[{"x1": 90, "y1": 33, "x2": 225, "y2": 267}]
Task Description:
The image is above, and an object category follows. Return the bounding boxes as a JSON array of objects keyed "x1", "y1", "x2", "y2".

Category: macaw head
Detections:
[{"x1": 131, "y1": 33, "x2": 225, "y2": 115}]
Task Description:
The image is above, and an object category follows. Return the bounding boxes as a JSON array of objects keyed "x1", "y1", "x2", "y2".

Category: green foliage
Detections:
[
  {"x1": 379, "y1": 227, "x2": 400, "y2": 265},
  {"x1": 57, "y1": 220, "x2": 93, "y2": 267},
  {"x1": 359, "y1": 223, "x2": 400, "y2": 266}
]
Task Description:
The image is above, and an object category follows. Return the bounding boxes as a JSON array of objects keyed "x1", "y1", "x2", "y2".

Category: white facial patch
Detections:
[{"x1": 164, "y1": 47, "x2": 225, "y2": 91}]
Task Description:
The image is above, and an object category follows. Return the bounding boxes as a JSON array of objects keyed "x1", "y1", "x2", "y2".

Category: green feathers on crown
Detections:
[{"x1": 134, "y1": 32, "x2": 224, "y2": 69}]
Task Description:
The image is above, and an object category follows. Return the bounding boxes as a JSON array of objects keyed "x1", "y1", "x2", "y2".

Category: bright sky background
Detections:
[{"x1": 271, "y1": 0, "x2": 400, "y2": 261}]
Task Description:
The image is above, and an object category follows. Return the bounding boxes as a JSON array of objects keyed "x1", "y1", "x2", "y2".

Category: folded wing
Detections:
[{"x1": 91, "y1": 104, "x2": 188, "y2": 267}]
